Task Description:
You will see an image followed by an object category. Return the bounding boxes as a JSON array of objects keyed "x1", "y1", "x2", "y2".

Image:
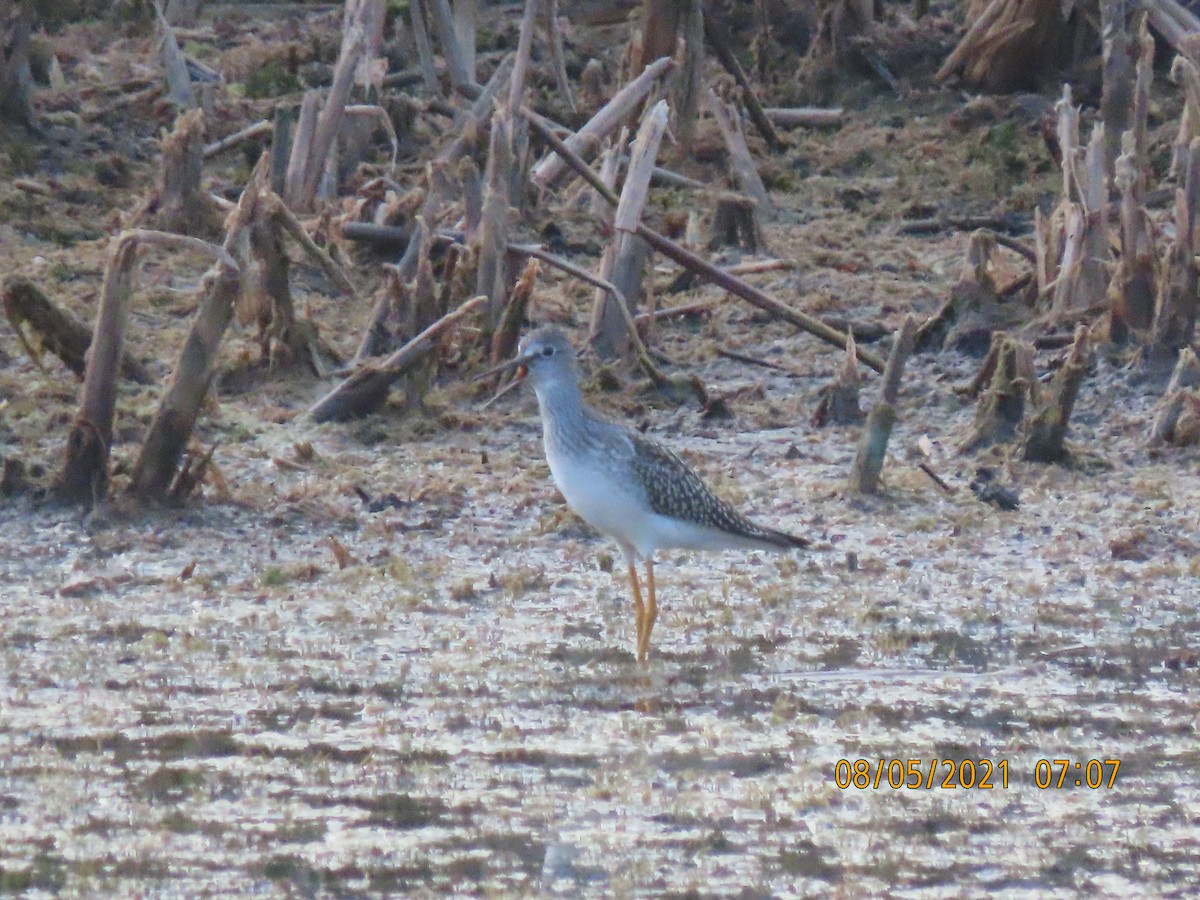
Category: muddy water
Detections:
[{"x1": 2, "y1": 350, "x2": 1198, "y2": 896}]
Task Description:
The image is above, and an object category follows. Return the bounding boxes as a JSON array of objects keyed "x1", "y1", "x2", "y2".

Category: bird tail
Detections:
[{"x1": 755, "y1": 527, "x2": 811, "y2": 551}]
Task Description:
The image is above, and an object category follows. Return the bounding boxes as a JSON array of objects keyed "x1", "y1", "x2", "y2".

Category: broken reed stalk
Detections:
[
  {"x1": 56, "y1": 235, "x2": 142, "y2": 504},
  {"x1": 702, "y1": 8, "x2": 783, "y2": 151},
  {"x1": 310, "y1": 295, "x2": 486, "y2": 423},
  {"x1": 706, "y1": 88, "x2": 773, "y2": 217},
  {"x1": 127, "y1": 162, "x2": 272, "y2": 502},
  {"x1": 454, "y1": 0, "x2": 477, "y2": 84},
  {"x1": 1021, "y1": 324, "x2": 1090, "y2": 463},
  {"x1": 1149, "y1": 138, "x2": 1200, "y2": 360},
  {"x1": 849, "y1": 316, "x2": 918, "y2": 494},
  {"x1": 144, "y1": 108, "x2": 223, "y2": 237},
  {"x1": 492, "y1": 257, "x2": 540, "y2": 365},
  {"x1": 591, "y1": 99, "x2": 670, "y2": 359},
  {"x1": 0, "y1": 2, "x2": 33, "y2": 124},
  {"x1": 58, "y1": 228, "x2": 232, "y2": 504},
  {"x1": 3, "y1": 277, "x2": 152, "y2": 384},
  {"x1": 476, "y1": 107, "x2": 513, "y2": 323},
  {"x1": 520, "y1": 106, "x2": 885, "y2": 372},
  {"x1": 530, "y1": 56, "x2": 675, "y2": 190},
  {"x1": 424, "y1": 0, "x2": 474, "y2": 91},
  {"x1": 960, "y1": 333, "x2": 1037, "y2": 452}
]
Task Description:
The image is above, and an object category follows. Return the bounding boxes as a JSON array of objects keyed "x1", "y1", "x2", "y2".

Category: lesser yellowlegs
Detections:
[{"x1": 486, "y1": 326, "x2": 808, "y2": 662}]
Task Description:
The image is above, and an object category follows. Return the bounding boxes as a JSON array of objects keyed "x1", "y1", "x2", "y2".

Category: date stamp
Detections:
[{"x1": 833, "y1": 758, "x2": 1121, "y2": 790}]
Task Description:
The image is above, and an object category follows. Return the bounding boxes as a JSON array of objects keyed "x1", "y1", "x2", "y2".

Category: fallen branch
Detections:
[
  {"x1": 763, "y1": 107, "x2": 844, "y2": 127},
  {"x1": 3, "y1": 277, "x2": 152, "y2": 384},
  {"x1": 530, "y1": 55, "x2": 675, "y2": 190},
  {"x1": 204, "y1": 119, "x2": 272, "y2": 158},
  {"x1": 310, "y1": 295, "x2": 486, "y2": 423}
]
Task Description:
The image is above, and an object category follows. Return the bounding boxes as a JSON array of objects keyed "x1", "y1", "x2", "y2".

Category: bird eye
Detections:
[{"x1": 541, "y1": 346, "x2": 555, "y2": 358}]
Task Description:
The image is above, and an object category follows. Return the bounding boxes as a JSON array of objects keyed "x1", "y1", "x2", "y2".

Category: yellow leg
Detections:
[
  {"x1": 639, "y1": 560, "x2": 658, "y2": 663},
  {"x1": 627, "y1": 560, "x2": 646, "y2": 662}
]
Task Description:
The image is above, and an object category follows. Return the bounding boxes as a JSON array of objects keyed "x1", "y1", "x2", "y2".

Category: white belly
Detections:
[
  {"x1": 544, "y1": 437, "x2": 755, "y2": 560},
  {"x1": 546, "y1": 439, "x2": 647, "y2": 551}
]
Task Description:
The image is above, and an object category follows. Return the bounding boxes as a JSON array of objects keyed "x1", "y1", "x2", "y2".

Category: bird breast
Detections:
[{"x1": 543, "y1": 428, "x2": 649, "y2": 551}]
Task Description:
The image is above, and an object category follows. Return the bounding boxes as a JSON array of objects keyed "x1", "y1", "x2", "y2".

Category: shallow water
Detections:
[{"x1": 3, "y1": 349, "x2": 1199, "y2": 896}]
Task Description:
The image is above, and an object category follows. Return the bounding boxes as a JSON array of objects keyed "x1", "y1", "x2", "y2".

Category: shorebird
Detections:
[{"x1": 484, "y1": 326, "x2": 808, "y2": 663}]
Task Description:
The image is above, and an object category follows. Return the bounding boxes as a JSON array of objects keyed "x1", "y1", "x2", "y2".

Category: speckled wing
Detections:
[{"x1": 626, "y1": 432, "x2": 809, "y2": 550}]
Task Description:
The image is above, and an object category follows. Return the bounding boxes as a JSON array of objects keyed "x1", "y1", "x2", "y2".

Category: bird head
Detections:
[{"x1": 477, "y1": 326, "x2": 578, "y2": 405}]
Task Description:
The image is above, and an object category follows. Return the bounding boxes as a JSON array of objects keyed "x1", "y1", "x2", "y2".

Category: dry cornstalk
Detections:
[
  {"x1": 126, "y1": 163, "x2": 272, "y2": 502},
  {"x1": 204, "y1": 120, "x2": 272, "y2": 159},
  {"x1": 530, "y1": 55, "x2": 675, "y2": 190},
  {"x1": 410, "y1": 0, "x2": 441, "y2": 95},
  {"x1": 1145, "y1": 0, "x2": 1200, "y2": 62},
  {"x1": 57, "y1": 228, "x2": 237, "y2": 504},
  {"x1": 425, "y1": 0, "x2": 474, "y2": 90},
  {"x1": 56, "y1": 235, "x2": 146, "y2": 502},
  {"x1": 1101, "y1": 2, "x2": 1139, "y2": 179},
  {"x1": 156, "y1": 3, "x2": 194, "y2": 108},
  {"x1": 849, "y1": 316, "x2": 918, "y2": 493},
  {"x1": 676, "y1": 0, "x2": 704, "y2": 151},
  {"x1": 1076, "y1": 121, "x2": 1110, "y2": 308},
  {"x1": 916, "y1": 230, "x2": 1024, "y2": 354},
  {"x1": 936, "y1": 0, "x2": 1078, "y2": 92},
  {"x1": 455, "y1": 0, "x2": 477, "y2": 84},
  {"x1": 492, "y1": 257, "x2": 540, "y2": 366},
  {"x1": 813, "y1": 330, "x2": 864, "y2": 427},
  {"x1": 1171, "y1": 55, "x2": 1200, "y2": 176},
  {"x1": 591, "y1": 99, "x2": 670, "y2": 359},
  {"x1": 1150, "y1": 347, "x2": 1200, "y2": 444},
  {"x1": 708, "y1": 193, "x2": 761, "y2": 252},
  {"x1": 284, "y1": 9, "x2": 374, "y2": 211}
]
